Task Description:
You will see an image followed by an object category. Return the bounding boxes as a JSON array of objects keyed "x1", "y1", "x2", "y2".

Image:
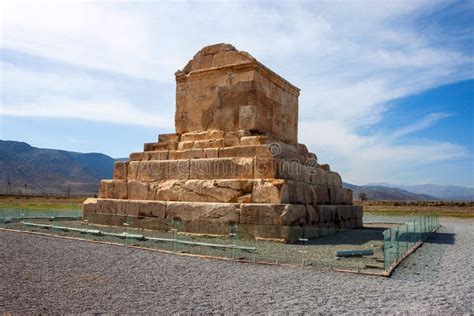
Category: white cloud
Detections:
[
  {"x1": 0, "y1": 61, "x2": 175, "y2": 128},
  {"x1": 387, "y1": 112, "x2": 452, "y2": 141},
  {"x1": 300, "y1": 113, "x2": 468, "y2": 185},
  {"x1": 0, "y1": 97, "x2": 173, "y2": 128}
]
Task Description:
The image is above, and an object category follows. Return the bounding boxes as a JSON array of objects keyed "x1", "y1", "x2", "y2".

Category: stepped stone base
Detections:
[
  {"x1": 83, "y1": 198, "x2": 362, "y2": 242},
  {"x1": 82, "y1": 44, "x2": 364, "y2": 243}
]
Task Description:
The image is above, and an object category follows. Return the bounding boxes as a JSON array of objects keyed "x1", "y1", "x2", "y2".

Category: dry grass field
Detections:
[
  {"x1": 0, "y1": 195, "x2": 86, "y2": 210},
  {"x1": 356, "y1": 200, "x2": 474, "y2": 217}
]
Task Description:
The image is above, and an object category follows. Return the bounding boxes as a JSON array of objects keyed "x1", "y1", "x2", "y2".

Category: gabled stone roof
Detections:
[{"x1": 180, "y1": 43, "x2": 256, "y2": 74}]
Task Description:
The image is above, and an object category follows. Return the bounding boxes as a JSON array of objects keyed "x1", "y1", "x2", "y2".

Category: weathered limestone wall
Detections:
[{"x1": 175, "y1": 44, "x2": 299, "y2": 144}]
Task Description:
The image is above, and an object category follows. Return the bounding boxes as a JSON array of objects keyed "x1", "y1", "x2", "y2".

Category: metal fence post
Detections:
[
  {"x1": 395, "y1": 227, "x2": 400, "y2": 260},
  {"x1": 383, "y1": 230, "x2": 386, "y2": 271},
  {"x1": 421, "y1": 216, "x2": 427, "y2": 241},
  {"x1": 230, "y1": 223, "x2": 238, "y2": 260},
  {"x1": 298, "y1": 238, "x2": 308, "y2": 267},
  {"x1": 424, "y1": 216, "x2": 427, "y2": 240},
  {"x1": 406, "y1": 224, "x2": 409, "y2": 251},
  {"x1": 421, "y1": 217, "x2": 424, "y2": 240},
  {"x1": 413, "y1": 221, "x2": 416, "y2": 246},
  {"x1": 123, "y1": 222, "x2": 129, "y2": 245},
  {"x1": 419, "y1": 217, "x2": 423, "y2": 241}
]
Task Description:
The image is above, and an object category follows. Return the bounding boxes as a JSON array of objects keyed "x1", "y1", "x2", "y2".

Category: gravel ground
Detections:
[{"x1": 0, "y1": 217, "x2": 472, "y2": 314}]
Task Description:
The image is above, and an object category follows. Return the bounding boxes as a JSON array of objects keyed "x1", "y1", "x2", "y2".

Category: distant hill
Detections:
[
  {"x1": 0, "y1": 140, "x2": 114, "y2": 196},
  {"x1": 367, "y1": 182, "x2": 474, "y2": 201},
  {"x1": 396, "y1": 184, "x2": 473, "y2": 201},
  {"x1": 343, "y1": 183, "x2": 439, "y2": 201}
]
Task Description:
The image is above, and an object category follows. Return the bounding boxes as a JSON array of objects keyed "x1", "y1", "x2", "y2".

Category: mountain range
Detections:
[
  {"x1": 343, "y1": 183, "x2": 440, "y2": 201},
  {"x1": 365, "y1": 182, "x2": 473, "y2": 201},
  {"x1": 0, "y1": 140, "x2": 472, "y2": 200},
  {"x1": 0, "y1": 140, "x2": 114, "y2": 196}
]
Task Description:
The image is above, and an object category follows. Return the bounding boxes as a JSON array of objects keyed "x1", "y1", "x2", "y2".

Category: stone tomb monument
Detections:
[{"x1": 83, "y1": 44, "x2": 362, "y2": 242}]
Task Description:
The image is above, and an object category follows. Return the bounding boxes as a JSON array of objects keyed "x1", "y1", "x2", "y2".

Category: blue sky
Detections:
[{"x1": 0, "y1": 0, "x2": 473, "y2": 187}]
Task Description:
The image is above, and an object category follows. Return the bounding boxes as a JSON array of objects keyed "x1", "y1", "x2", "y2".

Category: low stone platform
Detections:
[{"x1": 83, "y1": 198, "x2": 362, "y2": 242}]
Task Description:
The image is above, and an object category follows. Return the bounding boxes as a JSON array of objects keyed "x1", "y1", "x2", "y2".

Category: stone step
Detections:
[
  {"x1": 113, "y1": 158, "x2": 342, "y2": 188},
  {"x1": 131, "y1": 145, "x2": 308, "y2": 164},
  {"x1": 144, "y1": 141, "x2": 178, "y2": 151},
  {"x1": 99, "y1": 178, "x2": 352, "y2": 205},
  {"x1": 143, "y1": 131, "x2": 313, "y2": 161},
  {"x1": 144, "y1": 134, "x2": 272, "y2": 152}
]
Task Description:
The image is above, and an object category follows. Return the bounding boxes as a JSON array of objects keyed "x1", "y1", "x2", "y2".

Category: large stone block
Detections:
[
  {"x1": 158, "y1": 133, "x2": 180, "y2": 143},
  {"x1": 193, "y1": 138, "x2": 224, "y2": 149},
  {"x1": 336, "y1": 205, "x2": 352, "y2": 221},
  {"x1": 177, "y1": 141, "x2": 195, "y2": 150},
  {"x1": 131, "y1": 179, "x2": 255, "y2": 203},
  {"x1": 190, "y1": 157, "x2": 254, "y2": 180},
  {"x1": 240, "y1": 204, "x2": 306, "y2": 226},
  {"x1": 223, "y1": 133, "x2": 240, "y2": 147},
  {"x1": 342, "y1": 188, "x2": 353, "y2": 205},
  {"x1": 237, "y1": 224, "x2": 303, "y2": 243},
  {"x1": 134, "y1": 200, "x2": 166, "y2": 218},
  {"x1": 269, "y1": 141, "x2": 307, "y2": 163},
  {"x1": 99, "y1": 180, "x2": 127, "y2": 199},
  {"x1": 313, "y1": 186, "x2": 330, "y2": 204},
  {"x1": 219, "y1": 145, "x2": 261, "y2": 158},
  {"x1": 181, "y1": 130, "x2": 225, "y2": 142},
  {"x1": 144, "y1": 141, "x2": 178, "y2": 151},
  {"x1": 251, "y1": 179, "x2": 287, "y2": 203},
  {"x1": 204, "y1": 148, "x2": 219, "y2": 158},
  {"x1": 306, "y1": 205, "x2": 319, "y2": 226},
  {"x1": 127, "y1": 180, "x2": 155, "y2": 200},
  {"x1": 326, "y1": 171, "x2": 342, "y2": 187},
  {"x1": 83, "y1": 198, "x2": 98, "y2": 214},
  {"x1": 95, "y1": 198, "x2": 119, "y2": 215},
  {"x1": 329, "y1": 187, "x2": 345, "y2": 205},
  {"x1": 169, "y1": 149, "x2": 205, "y2": 160},
  {"x1": 240, "y1": 204, "x2": 286, "y2": 225},
  {"x1": 94, "y1": 199, "x2": 166, "y2": 218},
  {"x1": 316, "y1": 205, "x2": 338, "y2": 223},
  {"x1": 166, "y1": 201, "x2": 240, "y2": 223},
  {"x1": 351, "y1": 205, "x2": 363, "y2": 220},
  {"x1": 128, "y1": 160, "x2": 190, "y2": 181},
  {"x1": 286, "y1": 180, "x2": 305, "y2": 204},
  {"x1": 129, "y1": 152, "x2": 144, "y2": 161},
  {"x1": 254, "y1": 156, "x2": 280, "y2": 179},
  {"x1": 152, "y1": 180, "x2": 182, "y2": 201},
  {"x1": 239, "y1": 105, "x2": 257, "y2": 130},
  {"x1": 143, "y1": 151, "x2": 169, "y2": 161},
  {"x1": 180, "y1": 179, "x2": 251, "y2": 203},
  {"x1": 254, "y1": 157, "x2": 312, "y2": 183},
  {"x1": 240, "y1": 136, "x2": 270, "y2": 146},
  {"x1": 310, "y1": 168, "x2": 328, "y2": 186},
  {"x1": 280, "y1": 204, "x2": 307, "y2": 226},
  {"x1": 113, "y1": 161, "x2": 128, "y2": 180}
]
